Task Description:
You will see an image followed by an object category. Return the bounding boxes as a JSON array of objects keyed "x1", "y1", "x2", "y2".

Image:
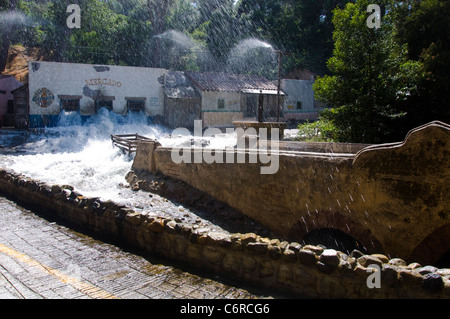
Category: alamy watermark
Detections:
[
  {"x1": 66, "y1": 4, "x2": 81, "y2": 29},
  {"x1": 367, "y1": 4, "x2": 381, "y2": 29},
  {"x1": 366, "y1": 264, "x2": 382, "y2": 289},
  {"x1": 170, "y1": 120, "x2": 280, "y2": 175}
]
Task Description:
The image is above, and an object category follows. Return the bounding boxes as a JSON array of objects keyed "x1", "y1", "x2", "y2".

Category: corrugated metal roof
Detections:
[{"x1": 185, "y1": 71, "x2": 279, "y2": 93}]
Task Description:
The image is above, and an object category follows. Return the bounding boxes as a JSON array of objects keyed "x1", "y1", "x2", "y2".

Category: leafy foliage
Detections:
[
  {"x1": 313, "y1": 0, "x2": 434, "y2": 143},
  {"x1": 296, "y1": 119, "x2": 337, "y2": 142},
  {"x1": 0, "y1": 0, "x2": 448, "y2": 143}
]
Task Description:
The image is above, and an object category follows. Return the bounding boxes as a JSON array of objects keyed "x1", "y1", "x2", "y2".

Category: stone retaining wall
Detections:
[
  {"x1": 0, "y1": 168, "x2": 448, "y2": 298},
  {"x1": 132, "y1": 121, "x2": 450, "y2": 265}
]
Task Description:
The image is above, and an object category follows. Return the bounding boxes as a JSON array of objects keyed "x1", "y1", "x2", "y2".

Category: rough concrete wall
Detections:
[
  {"x1": 351, "y1": 121, "x2": 450, "y2": 264},
  {"x1": 133, "y1": 121, "x2": 450, "y2": 265}
]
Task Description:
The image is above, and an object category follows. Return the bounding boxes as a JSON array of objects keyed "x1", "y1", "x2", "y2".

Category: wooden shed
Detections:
[{"x1": 163, "y1": 71, "x2": 201, "y2": 130}]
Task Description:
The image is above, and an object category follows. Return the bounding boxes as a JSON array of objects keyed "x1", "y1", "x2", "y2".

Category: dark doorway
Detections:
[{"x1": 245, "y1": 95, "x2": 257, "y2": 117}]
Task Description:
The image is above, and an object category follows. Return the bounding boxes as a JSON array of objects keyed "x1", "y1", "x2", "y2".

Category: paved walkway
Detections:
[{"x1": 0, "y1": 196, "x2": 270, "y2": 299}]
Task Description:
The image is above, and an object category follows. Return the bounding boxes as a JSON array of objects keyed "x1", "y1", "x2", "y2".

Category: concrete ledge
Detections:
[{"x1": 0, "y1": 168, "x2": 448, "y2": 298}]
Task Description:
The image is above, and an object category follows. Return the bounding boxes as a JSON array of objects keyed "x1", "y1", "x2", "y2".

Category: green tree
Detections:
[
  {"x1": 391, "y1": 0, "x2": 450, "y2": 128},
  {"x1": 236, "y1": 0, "x2": 352, "y2": 75},
  {"x1": 314, "y1": 0, "x2": 423, "y2": 143}
]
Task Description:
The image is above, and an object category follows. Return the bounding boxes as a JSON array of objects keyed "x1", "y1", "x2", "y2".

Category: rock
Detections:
[
  {"x1": 269, "y1": 239, "x2": 281, "y2": 246},
  {"x1": 279, "y1": 241, "x2": 289, "y2": 251},
  {"x1": 298, "y1": 249, "x2": 317, "y2": 266},
  {"x1": 241, "y1": 233, "x2": 259, "y2": 245},
  {"x1": 337, "y1": 259, "x2": 353, "y2": 272},
  {"x1": 422, "y1": 273, "x2": 443, "y2": 293},
  {"x1": 417, "y1": 265, "x2": 438, "y2": 275},
  {"x1": 146, "y1": 218, "x2": 165, "y2": 233},
  {"x1": 389, "y1": 258, "x2": 407, "y2": 267},
  {"x1": 350, "y1": 249, "x2": 365, "y2": 258},
  {"x1": 437, "y1": 269, "x2": 450, "y2": 277},
  {"x1": 407, "y1": 262, "x2": 422, "y2": 269},
  {"x1": 268, "y1": 245, "x2": 282, "y2": 260},
  {"x1": 320, "y1": 249, "x2": 340, "y2": 266},
  {"x1": 206, "y1": 232, "x2": 232, "y2": 248},
  {"x1": 371, "y1": 254, "x2": 389, "y2": 263},
  {"x1": 230, "y1": 233, "x2": 242, "y2": 242},
  {"x1": 61, "y1": 185, "x2": 74, "y2": 191},
  {"x1": 164, "y1": 220, "x2": 177, "y2": 234},
  {"x1": 288, "y1": 242, "x2": 302, "y2": 253},
  {"x1": 357, "y1": 255, "x2": 383, "y2": 268},
  {"x1": 303, "y1": 245, "x2": 324, "y2": 255},
  {"x1": 281, "y1": 249, "x2": 297, "y2": 263}
]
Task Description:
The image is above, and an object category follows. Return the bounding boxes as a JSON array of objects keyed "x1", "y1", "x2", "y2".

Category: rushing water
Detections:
[{"x1": 0, "y1": 109, "x2": 239, "y2": 231}]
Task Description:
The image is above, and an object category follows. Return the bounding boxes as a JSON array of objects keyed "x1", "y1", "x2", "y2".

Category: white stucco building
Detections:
[
  {"x1": 28, "y1": 61, "x2": 166, "y2": 127},
  {"x1": 185, "y1": 72, "x2": 284, "y2": 128},
  {"x1": 281, "y1": 78, "x2": 327, "y2": 122}
]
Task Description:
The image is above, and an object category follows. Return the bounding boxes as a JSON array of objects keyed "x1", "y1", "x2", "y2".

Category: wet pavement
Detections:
[{"x1": 0, "y1": 196, "x2": 274, "y2": 299}]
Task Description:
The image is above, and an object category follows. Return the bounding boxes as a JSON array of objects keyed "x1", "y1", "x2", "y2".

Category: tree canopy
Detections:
[
  {"x1": 313, "y1": 0, "x2": 449, "y2": 143},
  {"x1": 0, "y1": 0, "x2": 353, "y2": 77},
  {"x1": 1, "y1": 0, "x2": 448, "y2": 142}
]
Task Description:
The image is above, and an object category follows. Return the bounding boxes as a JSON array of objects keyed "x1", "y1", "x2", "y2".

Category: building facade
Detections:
[
  {"x1": 18, "y1": 61, "x2": 323, "y2": 130},
  {"x1": 281, "y1": 78, "x2": 327, "y2": 122},
  {"x1": 163, "y1": 71, "x2": 201, "y2": 130},
  {"x1": 28, "y1": 61, "x2": 166, "y2": 128},
  {"x1": 185, "y1": 72, "x2": 284, "y2": 128},
  {"x1": 12, "y1": 84, "x2": 29, "y2": 129}
]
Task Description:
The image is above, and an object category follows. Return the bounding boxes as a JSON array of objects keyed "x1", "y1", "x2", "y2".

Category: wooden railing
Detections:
[{"x1": 111, "y1": 134, "x2": 155, "y2": 154}]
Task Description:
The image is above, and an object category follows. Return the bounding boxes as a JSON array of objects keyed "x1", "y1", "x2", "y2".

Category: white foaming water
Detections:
[{"x1": 0, "y1": 109, "x2": 236, "y2": 206}]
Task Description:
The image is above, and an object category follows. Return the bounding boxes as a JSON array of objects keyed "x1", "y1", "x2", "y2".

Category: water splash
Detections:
[
  {"x1": 0, "y1": 10, "x2": 30, "y2": 31},
  {"x1": 0, "y1": 109, "x2": 237, "y2": 203},
  {"x1": 230, "y1": 38, "x2": 274, "y2": 51},
  {"x1": 151, "y1": 31, "x2": 278, "y2": 77},
  {"x1": 155, "y1": 30, "x2": 197, "y2": 50},
  {"x1": 226, "y1": 38, "x2": 277, "y2": 78}
]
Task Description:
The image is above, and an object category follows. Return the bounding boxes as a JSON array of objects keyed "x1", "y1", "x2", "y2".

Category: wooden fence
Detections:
[{"x1": 111, "y1": 134, "x2": 155, "y2": 154}]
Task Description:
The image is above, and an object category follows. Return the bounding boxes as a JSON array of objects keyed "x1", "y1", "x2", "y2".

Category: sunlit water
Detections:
[{"x1": 0, "y1": 109, "x2": 238, "y2": 230}]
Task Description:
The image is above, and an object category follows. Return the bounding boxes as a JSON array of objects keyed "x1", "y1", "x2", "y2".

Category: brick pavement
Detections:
[{"x1": 0, "y1": 196, "x2": 271, "y2": 299}]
